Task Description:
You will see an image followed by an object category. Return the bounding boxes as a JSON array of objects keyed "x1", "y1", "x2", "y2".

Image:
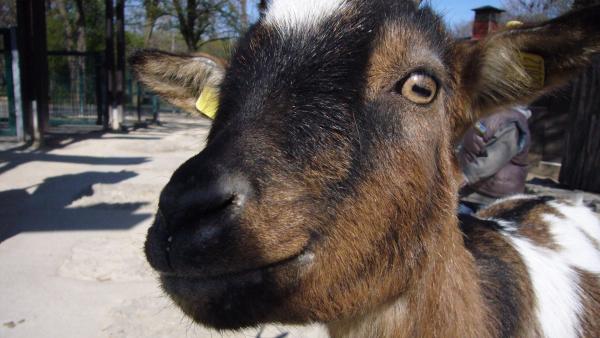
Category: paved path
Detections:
[{"x1": 0, "y1": 114, "x2": 327, "y2": 338}]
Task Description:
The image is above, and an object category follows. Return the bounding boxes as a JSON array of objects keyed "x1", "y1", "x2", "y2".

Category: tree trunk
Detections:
[
  {"x1": 75, "y1": 0, "x2": 87, "y2": 115},
  {"x1": 55, "y1": 0, "x2": 78, "y2": 111},
  {"x1": 259, "y1": 0, "x2": 268, "y2": 17},
  {"x1": 143, "y1": 16, "x2": 155, "y2": 46},
  {"x1": 56, "y1": 0, "x2": 86, "y2": 115},
  {"x1": 143, "y1": 0, "x2": 162, "y2": 46},
  {"x1": 239, "y1": 0, "x2": 248, "y2": 30},
  {"x1": 559, "y1": 56, "x2": 600, "y2": 193}
]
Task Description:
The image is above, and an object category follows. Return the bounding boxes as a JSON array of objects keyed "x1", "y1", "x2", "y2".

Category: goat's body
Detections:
[
  {"x1": 134, "y1": 1, "x2": 600, "y2": 336},
  {"x1": 470, "y1": 195, "x2": 600, "y2": 338},
  {"x1": 330, "y1": 195, "x2": 600, "y2": 338}
]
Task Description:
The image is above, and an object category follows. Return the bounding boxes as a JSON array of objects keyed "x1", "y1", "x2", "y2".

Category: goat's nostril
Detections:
[
  {"x1": 205, "y1": 193, "x2": 235, "y2": 215},
  {"x1": 231, "y1": 193, "x2": 245, "y2": 209},
  {"x1": 178, "y1": 188, "x2": 234, "y2": 217},
  {"x1": 168, "y1": 174, "x2": 251, "y2": 227}
]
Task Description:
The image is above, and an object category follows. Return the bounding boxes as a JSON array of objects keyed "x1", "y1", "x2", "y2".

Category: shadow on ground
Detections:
[
  {"x1": 0, "y1": 130, "x2": 152, "y2": 176},
  {"x1": 0, "y1": 170, "x2": 152, "y2": 242},
  {"x1": 0, "y1": 116, "x2": 212, "y2": 243}
]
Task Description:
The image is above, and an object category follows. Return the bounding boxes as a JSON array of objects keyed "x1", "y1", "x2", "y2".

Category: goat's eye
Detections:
[{"x1": 397, "y1": 73, "x2": 437, "y2": 105}]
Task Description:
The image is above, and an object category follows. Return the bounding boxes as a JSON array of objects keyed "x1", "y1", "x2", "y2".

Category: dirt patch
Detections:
[{"x1": 58, "y1": 235, "x2": 154, "y2": 282}]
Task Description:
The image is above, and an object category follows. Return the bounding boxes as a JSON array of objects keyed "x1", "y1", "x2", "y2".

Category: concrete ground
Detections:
[{"x1": 0, "y1": 114, "x2": 327, "y2": 338}]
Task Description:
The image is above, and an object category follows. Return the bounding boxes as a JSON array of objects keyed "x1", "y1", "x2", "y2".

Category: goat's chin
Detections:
[{"x1": 159, "y1": 250, "x2": 317, "y2": 329}]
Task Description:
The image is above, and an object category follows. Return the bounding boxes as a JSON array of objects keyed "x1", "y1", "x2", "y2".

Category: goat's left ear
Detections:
[
  {"x1": 456, "y1": 5, "x2": 600, "y2": 124},
  {"x1": 129, "y1": 50, "x2": 226, "y2": 116}
]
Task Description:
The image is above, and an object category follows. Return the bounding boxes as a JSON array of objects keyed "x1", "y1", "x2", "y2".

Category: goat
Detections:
[{"x1": 132, "y1": 1, "x2": 600, "y2": 337}]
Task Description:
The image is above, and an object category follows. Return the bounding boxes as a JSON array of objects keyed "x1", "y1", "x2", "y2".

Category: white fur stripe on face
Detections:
[
  {"x1": 508, "y1": 236, "x2": 583, "y2": 338},
  {"x1": 264, "y1": 0, "x2": 349, "y2": 31}
]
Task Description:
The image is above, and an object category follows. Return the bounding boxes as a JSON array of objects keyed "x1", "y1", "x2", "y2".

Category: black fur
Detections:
[
  {"x1": 487, "y1": 196, "x2": 555, "y2": 224},
  {"x1": 147, "y1": 0, "x2": 459, "y2": 329},
  {"x1": 460, "y1": 214, "x2": 525, "y2": 338}
]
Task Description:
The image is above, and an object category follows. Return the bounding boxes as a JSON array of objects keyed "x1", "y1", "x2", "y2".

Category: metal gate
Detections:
[
  {"x1": 47, "y1": 51, "x2": 105, "y2": 126},
  {"x1": 46, "y1": 53, "x2": 163, "y2": 126},
  {"x1": 0, "y1": 28, "x2": 17, "y2": 137}
]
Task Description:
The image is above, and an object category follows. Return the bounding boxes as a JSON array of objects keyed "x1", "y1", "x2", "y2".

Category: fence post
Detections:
[
  {"x1": 9, "y1": 28, "x2": 24, "y2": 141},
  {"x1": 94, "y1": 53, "x2": 103, "y2": 125},
  {"x1": 79, "y1": 63, "x2": 85, "y2": 116},
  {"x1": 17, "y1": 0, "x2": 49, "y2": 145},
  {"x1": 152, "y1": 94, "x2": 159, "y2": 123},
  {"x1": 2, "y1": 30, "x2": 14, "y2": 134},
  {"x1": 136, "y1": 81, "x2": 142, "y2": 122},
  {"x1": 114, "y1": 0, "x2": 125, "y2": 128},
  {"x1": 105, "y1": 0, "x2": 115, "y2": 130}
]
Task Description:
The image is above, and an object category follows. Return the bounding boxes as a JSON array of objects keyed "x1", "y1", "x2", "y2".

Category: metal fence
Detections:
[
  {"x1": 131, "y1": 81, "x2": 183, "y2": 123},
  {"x1": 47, "y1": 51, "x2": 104, "y2": 125},
  {"x1": 47, "y1": 52, "x2": 179, "y2": 126},
  {"x1": 0, "y1": 47, "x2": 9, "y2": 126},
  {"x1": 0, "y1": 41, "x2": 182, "y2": 135},
  {"x1": 0, "y1": 28, "x2": 16, "y2": 136}
]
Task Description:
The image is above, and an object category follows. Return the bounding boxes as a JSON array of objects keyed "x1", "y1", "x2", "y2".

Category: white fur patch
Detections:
[
  {"x1": 544, "y1": 213, "x2": 600, "y2": 274},
  {"x1": 508, "y1": 235, "x2": 583, "y2": 338},
  {"x1": 500, "y1": 199, "x2": 600, "y2": 338},
  {"x1": 550, "y1": 200, "x2": 600, "y2": 247},
  {"x1": 486, "y1": 194, "x2": 533, "y2": 207},
  {"x1": 486, "y1": 218, "x2": 519, "y2": 232},
  {"x1": 482, "y1": 197, "x2": 600, "y2": 336},
  {"x1": 264, "y1": 0, "x2": 348, "y2": 31}
]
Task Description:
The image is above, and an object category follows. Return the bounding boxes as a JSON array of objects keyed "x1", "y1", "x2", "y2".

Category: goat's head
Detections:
[{"x1": 132, "y1": 0, "x2": 600, "y2": 330}]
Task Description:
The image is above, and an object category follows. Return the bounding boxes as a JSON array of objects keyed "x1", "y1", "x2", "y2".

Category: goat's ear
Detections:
[
  {"x1": 129, "y1": 50, "x2": 226, "y2": 115},
  {"x1": 457, "y1": 5, "x2": 600, "y2": 123}
]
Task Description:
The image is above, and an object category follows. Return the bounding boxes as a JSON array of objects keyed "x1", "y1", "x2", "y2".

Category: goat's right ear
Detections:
[
  {"x1": 455, "y1": 5, "x2": 600, "y2": 128},
  {"x1": 129, "y1": 50, "x2": 226, "y2": 115}
]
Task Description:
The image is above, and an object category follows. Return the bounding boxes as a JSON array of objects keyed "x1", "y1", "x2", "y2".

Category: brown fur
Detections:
[
  {"x1": 328, "y1": 19, "x2": 496, "y2": 337},
  {"x1": 577, "y1": 268, "x2": 600, "y2": 337},
  {"x1": 130, "y1": 51, "x2": 226, "y2": 114},
  {"x1": 462, "y1": 211, "x2": 543, "y2": 337},
  {"x1": 132, "y1": 4, "x2": 600, "y2": 338},
  {"x1": 451, "y1": 8, "x2": 600, "y2": 138},
  {"x1": 477, "y1": 198, "x2": 561, "y2": 250}
]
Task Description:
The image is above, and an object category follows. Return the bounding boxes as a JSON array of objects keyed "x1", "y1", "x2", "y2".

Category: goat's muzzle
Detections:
[{"x1": 143, "y1": 153, "x2": 316, "y2": 328}]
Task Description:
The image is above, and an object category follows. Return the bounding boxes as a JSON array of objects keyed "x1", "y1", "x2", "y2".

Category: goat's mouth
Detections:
[
  {"x1": 160, "y1": 245, "x2": 315, "y2": 285},
  {"x1": 158, "y1": 243, "x2": 316, "y2": 329}
]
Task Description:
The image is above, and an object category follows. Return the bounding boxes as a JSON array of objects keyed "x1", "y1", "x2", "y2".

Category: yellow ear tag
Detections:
[
  {"x1": 519, "y1": 52, "x2": 545, "y2": 89},
  {"x1": 506, "y1": 21, "x2": 524, "y2": 29},
  {"x1": 196, "y1": 87, "x2": 219, "y2": 120}
]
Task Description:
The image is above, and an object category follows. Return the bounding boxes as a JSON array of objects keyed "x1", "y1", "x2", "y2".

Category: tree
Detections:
[
  {"x1": 258, "y1": 0, "x2": 267, "y2": 16},
  {"x1": 448, "y1": 20, "x2": 473, "y2": 39},
  {"x1": 142, "y1": 0, "x2": 166, "y2": 46},
  {"x1": 54, "y1": 0, "x2": 87, "y2": 53},
  {"x1": 502, "y1": 0, "x2": 573, "y2": 22},
  {"x1": 134, "y1": 0, "x2": 261, "y2": 53},
  {"x1": 169, "y1": 0, "x2": 231, "y2": 51},
  {"x1": 50, "y1": 0, "x2": 88, "y2": 113},
  {"x1": 238, "y1": 0, "x2": 248, "y2": 31},
  {"x1": 0, "y1": 0, "x2": 16, "y2": 27},
  {"x1": 558, "y1": 0, "x2": 600, "y2": 192},
  {"x1": 224, "y1": 0, "x2": 250, "y2": 33}
]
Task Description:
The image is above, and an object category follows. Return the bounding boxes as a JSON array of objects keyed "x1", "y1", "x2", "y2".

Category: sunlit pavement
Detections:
[{"x1": 0, "y1": 114, "x2": 327, "y2": 338}]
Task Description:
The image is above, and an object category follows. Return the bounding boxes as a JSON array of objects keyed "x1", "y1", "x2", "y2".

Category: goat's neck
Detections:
[{"x1": 328, "y1": 217, "x2": 493, "y2": 338}]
